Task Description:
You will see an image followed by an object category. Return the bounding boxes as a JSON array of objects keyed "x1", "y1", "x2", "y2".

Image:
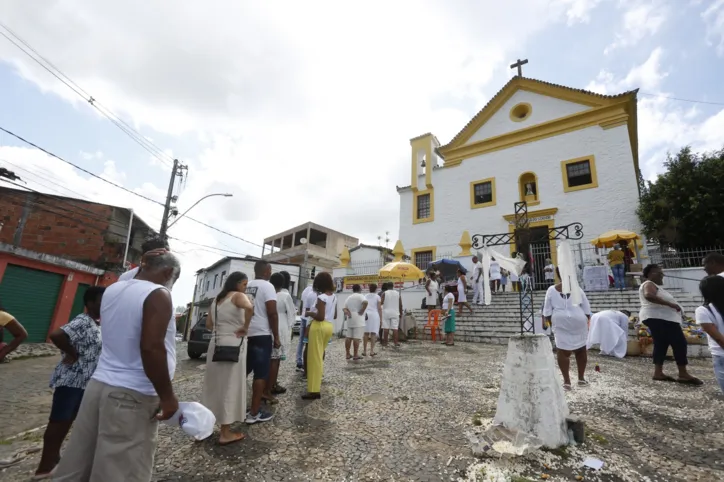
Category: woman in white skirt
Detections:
[
  {"x1": 542, "y1": 268, "x2": 592, "y2": 391},
  {"x1": 363, "y1": 283, "x2": 382, "y2": 357},
  {"x1": 201, "y1": 272, "x2": 253, "y2": 445},
  {"x1": 456, "y1": 269, "x2": 473, "y2": 314}
]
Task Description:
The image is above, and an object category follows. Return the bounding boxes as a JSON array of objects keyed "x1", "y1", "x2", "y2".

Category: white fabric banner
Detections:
[
  {"x1": 481, "y1": 246, "x2": 526, "y2": 305},
  {"x1": 557, "y1": 240, "x2": 582, "y2": 306}
]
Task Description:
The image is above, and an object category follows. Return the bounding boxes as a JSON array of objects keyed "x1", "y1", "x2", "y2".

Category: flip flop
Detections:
[
  {"x1": 563, "y1": 384, "x2": 572, "y2": 391},
  {"x1": 577, "y1": 379, "x2": 589, "y2": 386},
  {"x1": 219, "y1": 433, "x2": 245, "y2": 446},
  {"x1": 370, "y1": 352, "x2": 377, "y2": 357},
  {"x1": 677, "y1": 377, "x2": 703, "y2": 386},
  {"x1": 652, "y1": 375, "x2": 676, "y2": 382},
  {"x1": 353, "y1": 356, "x2": 362, "y2": 361}
]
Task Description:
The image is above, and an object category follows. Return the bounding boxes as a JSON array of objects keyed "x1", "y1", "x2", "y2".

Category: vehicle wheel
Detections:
[{"x1": 187, "y1": 350, "x2": 202, "y2": 359}]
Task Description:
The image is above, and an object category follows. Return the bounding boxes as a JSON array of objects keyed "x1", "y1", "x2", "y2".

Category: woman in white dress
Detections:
[
  {"x1": 425, "y1": 272, "x2": 439, "y2": 311},
  {"x1": 363, "y1": 283, "x2": 382, "y2": 356},
  {"x1": 542, "y1": 269, "x2": 592, "y2": 391},
  {"x1": 489, "y1": 257, "x2": 502, "y2": 293},
  {"x1": 201, "y1": 272, "x2": 253, "y2": 445},
  {"x1": 456, "y1": 269, "x2": 473, "y2": 314}
]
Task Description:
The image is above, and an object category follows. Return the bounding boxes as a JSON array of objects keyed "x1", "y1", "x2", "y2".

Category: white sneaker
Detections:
[{"x1": 245, "y1": 410, "x2": 274, "y2": 424}]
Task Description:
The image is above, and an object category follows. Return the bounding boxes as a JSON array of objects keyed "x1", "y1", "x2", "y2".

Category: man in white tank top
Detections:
[
  {"x1": 53, "y1": 253, "x2": 181, "y2": 482},
  {"x1": 381, "y1": 283, "x2": 403, "y2": 347}
]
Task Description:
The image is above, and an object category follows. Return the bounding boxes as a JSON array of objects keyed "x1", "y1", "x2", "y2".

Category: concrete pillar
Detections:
[{"x1": 493, "y1": 334, "x2": 570, "y2": 448}]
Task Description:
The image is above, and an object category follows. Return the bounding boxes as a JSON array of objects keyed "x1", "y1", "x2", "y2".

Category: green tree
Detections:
[{"x1": 637, "y1": 146, "x2": 724, "y2": 248}]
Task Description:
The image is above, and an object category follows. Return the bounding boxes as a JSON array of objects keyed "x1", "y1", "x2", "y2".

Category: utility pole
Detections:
[{"x1": 159, "y1": 159, "x2": 186, "y2": 238}]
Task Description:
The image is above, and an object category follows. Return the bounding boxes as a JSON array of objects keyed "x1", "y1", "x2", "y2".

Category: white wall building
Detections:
[
  {"x1": 397, "y1": 76, "x2": 643, "y2": 280},
  {"x1": 189, "y1": 256, "x2": 302, "y2": 328}
]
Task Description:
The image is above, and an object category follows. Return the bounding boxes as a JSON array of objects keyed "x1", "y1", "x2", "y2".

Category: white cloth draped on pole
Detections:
[
  {"x1": 557, "y1": 240, "x2": 582, "y2": 306},
  {"x1": 482, "y1": 246, "x2": 527, "y2": 306}
]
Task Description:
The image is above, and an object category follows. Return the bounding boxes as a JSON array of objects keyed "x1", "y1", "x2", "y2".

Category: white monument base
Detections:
[{"x1": 493, "y1": 334, "x2": 569, "y2": 448}]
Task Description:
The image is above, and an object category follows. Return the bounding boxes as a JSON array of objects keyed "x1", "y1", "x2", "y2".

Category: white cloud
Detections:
[
  {"x1": 605, "y1": 1, "x2": 668, "y2": 54},
  {"x1": 559, "y1": 0, "x2": 606, "y2": 25},
  {"x1": 702, "y1": 0, "x2": 724, "y2": 55}
]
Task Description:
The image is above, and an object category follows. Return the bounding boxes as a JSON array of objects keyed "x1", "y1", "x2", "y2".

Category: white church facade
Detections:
[{"x1": 397, "y1": 76, "x2": 643, "y2": 273}]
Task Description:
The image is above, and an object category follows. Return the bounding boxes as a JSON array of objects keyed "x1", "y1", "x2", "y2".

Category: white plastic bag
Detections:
[{"x1": 162, "y1": 402, "x2": 216, "y2": 441}]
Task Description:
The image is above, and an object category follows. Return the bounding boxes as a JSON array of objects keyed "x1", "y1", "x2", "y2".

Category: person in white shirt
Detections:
[
  {"x1": 425, "y1": 271, "x2": 440, "y2": 310},
  {"x1": 544, "y1": 258, "x2": 556, "y2": 286},
  {"x1": 266, "y1": 272, "x2": 296, "y2": 401},
  {"x1": 303, "y1": 272, "x2": 336, "y2": 400},
  {"x1": 695, "y1": 275, "x2": 724, "y2": 394},
  {"x1": 381, "y1": 283, "x2": 403, "y2": 348},
  {"x1": 456, "y1": 269, "x2": 473, "y2": 314},
  {"x1": 244, "y1": 260, "x2": 280, "y2": 424},
  {"x1": 363, "y1": 284, "x2": 382, "y2": 357},
  {"x1": 489, "y1": 257, "x2": 502, "y2": 293},
  {"x1": 703, "y1": 252, "x2": 724, "y2": 277},
  {"x1": 343, "y1": 284, "x2": 368, "y2": 360},
  {"x1": 52, "y1": 253, "x2": 180, "y2": 482},
  {"x1": 639, "y1": 264, "x2": 701, "y2": 385},
  {"x1": 300, "y1": 282, "x2": 319, "y2": 374},
  {"x1": 471, "y1": 256, "x2": 484, "y2": 304},
  {"x1": 441, "y1": 285, "x2": 457, "y2": 346},
  {"x1": 587, "y1": 310, "x2": 629, "y2": 358},
  {"x1": 296, "y1": 283, "x2": 315, "y2": 370}
]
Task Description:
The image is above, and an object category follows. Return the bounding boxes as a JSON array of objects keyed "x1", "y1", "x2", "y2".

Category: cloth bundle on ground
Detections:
[{"x1": 586, "y1": 312, "x2": 627, "y2": 358}]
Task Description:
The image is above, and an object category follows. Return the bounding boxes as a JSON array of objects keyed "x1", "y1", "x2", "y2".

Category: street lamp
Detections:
[
  {"x1": 299, "y1": 237, "x2": 310, "y2": 295},
  {"x1": 167, "y1": 193, "x2": 233, "y2": 229}
]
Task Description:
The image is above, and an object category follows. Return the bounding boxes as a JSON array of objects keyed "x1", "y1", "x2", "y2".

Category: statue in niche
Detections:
[{"x1": 525, "y1": 182, "x2": 536, "y2": 196}]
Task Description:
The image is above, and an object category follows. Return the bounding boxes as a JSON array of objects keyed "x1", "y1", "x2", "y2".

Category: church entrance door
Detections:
[{"x1": 528, "y1": 226, "x2": 552, "y2": 291}]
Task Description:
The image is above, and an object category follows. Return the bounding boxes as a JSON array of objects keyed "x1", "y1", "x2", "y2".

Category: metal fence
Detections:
[{"x1": 646, "y1": 245, "x2": 722, "y2": 269}]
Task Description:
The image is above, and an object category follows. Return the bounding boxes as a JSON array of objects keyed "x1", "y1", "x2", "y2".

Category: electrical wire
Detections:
[
  {"x1": 0, "y1": 126, "x2": 166, "y2": 207},
  {"x1": 639, "y1": 92, "x2": 724, "y2": 106},
  {"x1": 0, "y1": 23, "x2": 175, "y2": 168}
]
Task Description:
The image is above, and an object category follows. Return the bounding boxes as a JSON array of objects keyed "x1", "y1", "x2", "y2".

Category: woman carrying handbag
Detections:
[{"x1": 201, "y1": 272, "x2": 254, "y2": 445}]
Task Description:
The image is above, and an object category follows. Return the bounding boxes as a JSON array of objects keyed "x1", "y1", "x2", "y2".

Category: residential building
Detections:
[
  {"x1": 1, "y1": 186, "x2": 155, "y2": 272},
  {"x1": 261, "y1": 221, "x2": 359, "y2": 289}
]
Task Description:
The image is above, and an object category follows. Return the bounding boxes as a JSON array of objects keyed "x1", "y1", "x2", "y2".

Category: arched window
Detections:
[{"x1": 518, "y1": 172, "x2": 539, "y2": 206}]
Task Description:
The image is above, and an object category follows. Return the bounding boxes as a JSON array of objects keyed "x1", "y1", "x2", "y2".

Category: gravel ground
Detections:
[{"x1": 1, "y1": 338, "x2": 722, "y2": 481}]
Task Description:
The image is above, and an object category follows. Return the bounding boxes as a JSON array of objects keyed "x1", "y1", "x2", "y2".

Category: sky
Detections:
[{"x1": 0, "y1": 0, "x2": 722, "y2": 306}]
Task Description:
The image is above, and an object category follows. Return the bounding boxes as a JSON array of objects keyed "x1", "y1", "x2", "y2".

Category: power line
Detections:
[
  {"x1": 167, "y1": 236, "x2": 251, "y2": 257},
  {"x1": 0, "y1": 126, "x2": 166, "y2": 207},
  {"x1": 640, "y1": 92, "x2": 724, "y2": 107},
  {"x1": 0, "y1": 23, "x2": 175, "y2": 168}
]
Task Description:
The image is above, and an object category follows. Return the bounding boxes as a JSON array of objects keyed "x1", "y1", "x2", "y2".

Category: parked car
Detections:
[{"x1": 187, "y1": 314, "x2": 211, "y2": 359}]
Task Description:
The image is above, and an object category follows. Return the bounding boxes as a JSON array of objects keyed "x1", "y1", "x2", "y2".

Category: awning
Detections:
[{"x1": 590, "y1": 230, "x2": 641, "y2": 249}]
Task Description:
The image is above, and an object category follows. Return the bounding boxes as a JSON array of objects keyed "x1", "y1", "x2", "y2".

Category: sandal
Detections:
[
  {"x1": 563, "y1": 384, "x2": 572, "y2": 391},
  {"x1": 361, "y1": 352, "x2": 367, "y2": 357},
  {"x1": 677, "y1": 377, "x2": 703, "y2": 386},
  {"x1": 370, "y1": 352, "x2": 377, "y2": 357},
  {"x1": 652, "y1": 375, "x2": 676, "y2": 382},
  {"x1": 346, "y1": 355, "x2": 352, "y2": 360},
  {"x1": 262, "y1": 396, "x2": 279, "y2": 405},
  {"x1": 577, "y1": 379, "x2": 589, "y2": 386},
  {"x1": 353, "y1": 356, "x2": 362, "y2": 361}
]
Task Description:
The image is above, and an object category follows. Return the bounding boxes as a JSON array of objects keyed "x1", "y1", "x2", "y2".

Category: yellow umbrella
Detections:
[
  {"x1": 378, "y1": 261, "x2": 425, "y2": 280},
  {"x1": 590, "y1": 230, "x2": 641, "y2": 249}
]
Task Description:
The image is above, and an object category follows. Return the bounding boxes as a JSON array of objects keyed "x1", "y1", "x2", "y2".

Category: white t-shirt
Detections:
[
  {"x1": 364, "y1": 293, "x2": 381, "y2": 316},
  {"x1": 344, "y1": 293, "x2": 367, "y2": 328},
  {"x1": 544, "y1": 264, "x2": 555, "y2": 281},
  {"x1": 302, "y1": 287, "x2": 318, "y2": 318},
  {"x1": 382, "y1": 290, "x2": 400, "y2": 317},
  {"x1": 442, "y1": 292, "x2": 455, "y2": 310},
  {"x1": 118, "y1": 266, "x2": 139, "y2": 282},
  {"x1": 93, "y1": 279, "x2": 176, "y2": 396},
  {"x1": 318, "y1": 293, "x2": 337, "y2": 320},
  {"x1": 246, "y1": 279, "x2": 277, "y2": 337},
  {"x1": 695, "y1": 304, "x2": 724, "y2": 357}
]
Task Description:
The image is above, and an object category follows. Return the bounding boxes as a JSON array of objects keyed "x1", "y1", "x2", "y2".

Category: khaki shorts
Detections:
[{"x1": 382, "y1": 315, "x2": 400, "y2": 330}]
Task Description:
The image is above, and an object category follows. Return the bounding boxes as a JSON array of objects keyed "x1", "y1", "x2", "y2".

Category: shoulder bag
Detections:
[{"x1": 211, "y1": 299, "x2": 243, "y2": 363}]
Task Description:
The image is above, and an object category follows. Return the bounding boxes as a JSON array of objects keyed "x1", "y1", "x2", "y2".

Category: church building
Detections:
[{"x1": 396, "y1": 74, "x2": 642, "y2": 273}]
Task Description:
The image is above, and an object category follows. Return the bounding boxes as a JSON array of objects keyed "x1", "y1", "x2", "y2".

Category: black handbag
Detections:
[{"x1": 211, "y1": 300, "x2": 243, "y2": 363}]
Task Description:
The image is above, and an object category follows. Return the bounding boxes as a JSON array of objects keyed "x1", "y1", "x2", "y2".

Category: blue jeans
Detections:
[
  {"x1": 612, "y1": 264, "x2": 625, "y2": 289},
  {"x1": 296, "y1": 318, "x2": 308, "y2": 366},
  {"x1": 713, "y1": 355, "x2": 724, "y2": 394}
]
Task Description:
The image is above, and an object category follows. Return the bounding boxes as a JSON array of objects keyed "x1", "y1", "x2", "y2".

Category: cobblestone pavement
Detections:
[
  {"x1": 0, "y1": 342, "x2": 199, "y2": 439},
  {"x1": 2, "y1": 339, "x2": 723, "y2": 481}
]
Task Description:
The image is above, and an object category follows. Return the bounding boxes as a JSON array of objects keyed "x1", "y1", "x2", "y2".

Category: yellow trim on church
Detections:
[
  {"x1": 469, "y1": 177, "x2": 497, "y2": 209},
  {"x1": 561, "y1": 155, "x2": 599, "y2": 193},
  {"x1": 509, "y1": 102, "x2": 532, "y2": 122},
  {"x1": 413, "y1": 189, "x2": 434, "y2": 224},
  {"x1": 441, "y1": 102, "x2": 631, "y2": 167}
]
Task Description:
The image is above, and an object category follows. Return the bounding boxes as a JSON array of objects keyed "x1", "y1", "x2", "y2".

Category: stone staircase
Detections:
[{"x1": 409, "y1": 289, "x2": 704, "y2": 345}]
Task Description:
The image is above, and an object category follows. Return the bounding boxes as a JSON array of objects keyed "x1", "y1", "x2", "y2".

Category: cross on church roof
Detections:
[{"x1": 510, "y1": 58, "x2": 528, "y2": 77}]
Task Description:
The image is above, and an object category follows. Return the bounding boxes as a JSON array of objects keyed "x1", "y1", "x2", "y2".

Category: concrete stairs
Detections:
[{"x1": 409, "y1": 289, "x2": 703, "y2": 345}]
